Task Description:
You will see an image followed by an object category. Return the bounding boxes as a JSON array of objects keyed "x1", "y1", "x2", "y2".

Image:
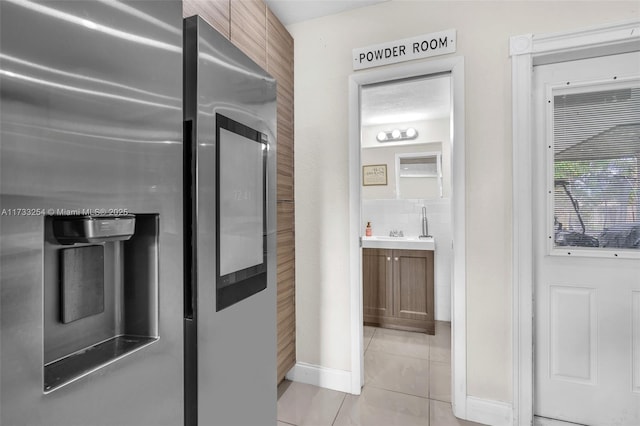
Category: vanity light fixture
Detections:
[{"x1": 376, "y1": 127, "x2": 419, "y2": 142}]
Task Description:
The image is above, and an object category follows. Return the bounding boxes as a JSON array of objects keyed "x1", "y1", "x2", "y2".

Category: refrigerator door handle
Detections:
[
  {"x1": 183, "y1": 119, "x2": 195, "y2": 320},
  {"x1": 183, "y1": 118, "x2": 198, "y2": 426}
]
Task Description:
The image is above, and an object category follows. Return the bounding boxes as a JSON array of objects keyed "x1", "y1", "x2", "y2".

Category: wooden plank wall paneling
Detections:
[
  {"x1": 268, "y1": 7, "x2": 295, "y2": 383},
  {"x1": 182, "y1": 0, "x2": 296, "y2": 385},
  {"x1": 267, "y1": 8, "x2": 294, "y2": 202},
  {"x1": 183, "y1": 0, "x2": 230, "y2": 39},
  {"x1": 230, "y1": 0, "x2": 267, "y2": 70},
  {"x1": 276, "y1": 202, "x2": 295, "y2": 380}
]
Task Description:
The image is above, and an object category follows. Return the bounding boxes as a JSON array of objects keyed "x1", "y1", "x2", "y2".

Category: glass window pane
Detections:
[
  {"x1": 553, "y1": 84, "x2": 640, "y2": 250},
  {"x1": 399, "y1": 156, "x2": 438, "y2": 177}
]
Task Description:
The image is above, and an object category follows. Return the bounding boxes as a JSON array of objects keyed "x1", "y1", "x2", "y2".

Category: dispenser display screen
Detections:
[{"x1": 215, "y1": 114, "x2": 267, "y2": 311}]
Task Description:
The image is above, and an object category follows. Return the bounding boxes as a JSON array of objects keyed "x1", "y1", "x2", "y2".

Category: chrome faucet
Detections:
[
  {"x1": 389, "y1": 229, "x2": 404, "y2": 237},
  {"x1": 420, "y1": 207, "x2": 431, "y2": 238}
]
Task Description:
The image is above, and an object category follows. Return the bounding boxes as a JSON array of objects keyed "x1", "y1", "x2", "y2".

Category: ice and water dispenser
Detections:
[{"x1": 43, "y1": 214, "x2": 159, "y2": 392}]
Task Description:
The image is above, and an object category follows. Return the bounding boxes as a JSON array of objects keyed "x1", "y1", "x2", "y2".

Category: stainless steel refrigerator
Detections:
[
  {"x1": 0, "y1": 1, "x2": 183, "y2": 424},
  {"x1": 183, "y1": 16, "x2": 278, "y2": 426},
  {"x1": 1, "y1": 2, "x2": 277, "y2": 425}
]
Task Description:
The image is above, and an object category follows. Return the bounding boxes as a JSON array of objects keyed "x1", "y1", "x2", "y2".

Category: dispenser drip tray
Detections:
[{"x1": 44, "y1": 335, "x2": 157, "y2": 393}]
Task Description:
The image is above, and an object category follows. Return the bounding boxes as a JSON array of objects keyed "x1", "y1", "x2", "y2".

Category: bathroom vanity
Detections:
[{"x1": 362, "y1": 237, "x2": 435, "y2": 334}]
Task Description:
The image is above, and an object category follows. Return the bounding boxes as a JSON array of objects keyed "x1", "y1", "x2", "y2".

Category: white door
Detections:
[{"x1": 533, "y1": 52, "x2": 640, "y2": 425}]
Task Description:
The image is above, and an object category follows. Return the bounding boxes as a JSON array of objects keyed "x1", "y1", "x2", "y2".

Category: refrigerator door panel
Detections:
[
  {"x1": 0, "y1": 1, "x2": 183, "y2": 425},
  {"x1": 184, "y1": 16, "x2": 277, "y2": 426}
]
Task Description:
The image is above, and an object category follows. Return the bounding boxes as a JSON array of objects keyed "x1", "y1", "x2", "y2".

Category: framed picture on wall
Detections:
[{"x1": 362, "y1": 164, "x2": 387, "y2": 186}]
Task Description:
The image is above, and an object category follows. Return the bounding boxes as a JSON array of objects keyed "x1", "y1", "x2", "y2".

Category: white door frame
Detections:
[
  {"x1": 510, "y1": 20, "x2": 640, "y2": 426},
  {"x1": 348, "y1": 56, "x2": 467, "y2": 415}
]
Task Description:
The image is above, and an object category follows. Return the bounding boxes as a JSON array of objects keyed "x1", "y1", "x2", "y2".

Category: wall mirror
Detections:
[{"x1": 360, "y1": 74, "x2": 451, "y2": 200}]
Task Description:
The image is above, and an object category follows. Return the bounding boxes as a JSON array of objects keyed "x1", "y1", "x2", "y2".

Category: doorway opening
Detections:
[
  {"x1": 359, "y1": 74, "x2": 451, "y2": 326},
  {"x1": 348, "y1": 56, "x2": 466, "y2": 416}
]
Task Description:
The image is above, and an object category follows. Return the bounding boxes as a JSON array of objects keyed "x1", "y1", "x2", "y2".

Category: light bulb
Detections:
[
  {"x1": 391, "y1": 129, "x2": 401, "y2": 139},
  {"x1": 376, "y1": 132, "x2": 387, "y2": 141},
  {"x1": 406, "y1": 128, "x2": 417, "y2": 138}
]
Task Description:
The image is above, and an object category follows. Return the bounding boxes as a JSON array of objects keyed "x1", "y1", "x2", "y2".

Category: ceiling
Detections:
[
  {"x1": 361, "y1": 74, "x2": 451, "y2": 127},
  {"x1": 264, "y1": 0, "x2": 387, "y2": 26}
]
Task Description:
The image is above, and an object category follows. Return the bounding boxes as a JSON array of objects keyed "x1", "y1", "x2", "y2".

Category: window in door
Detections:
[{"x1": 549, "y1": 81, "x2": 640, "y2": 253}]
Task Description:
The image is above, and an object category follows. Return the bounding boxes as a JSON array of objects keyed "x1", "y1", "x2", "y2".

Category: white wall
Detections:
[{"x1": 289, "y1": 0, "x2": 638, "y2": 403}]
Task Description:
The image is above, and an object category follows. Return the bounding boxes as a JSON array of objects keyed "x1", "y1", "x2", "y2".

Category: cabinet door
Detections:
[
  {"x1": 393, "y1": 250, "x2": 434, "y2": 323},
  {"x1": 276, "y1": 202, "x2": 295, "y2": 382},
  {"x1": 183, "y1": 0, "x2": 230, "y2": 39},
  {"x1": 267, "y1": 8, "x2": 294, "y2": 202},
  {"x1": 362, "y1": 248, "x2": 393, "y2": 321},
  {"x1": 230, "y1": 0, "x2": 267, "y2": 70}
]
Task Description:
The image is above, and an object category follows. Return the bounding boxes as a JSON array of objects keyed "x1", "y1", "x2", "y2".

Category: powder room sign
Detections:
[{"x1": 352, "y1": 29, "x2": 456, "y2": 70}]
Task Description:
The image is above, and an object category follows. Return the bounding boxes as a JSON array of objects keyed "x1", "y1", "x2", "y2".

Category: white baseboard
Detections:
[
  {"x1": 466, "y1": 396, "x2": 513, "y2": 426},
  {"x1": 285, "y1": 362, "x2": 353, "y2": 394}
]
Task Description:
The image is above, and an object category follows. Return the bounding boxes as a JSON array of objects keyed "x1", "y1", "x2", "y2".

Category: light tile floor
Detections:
[{"x1": 277, "y1": 322, "x2": 485, "y2": 426}]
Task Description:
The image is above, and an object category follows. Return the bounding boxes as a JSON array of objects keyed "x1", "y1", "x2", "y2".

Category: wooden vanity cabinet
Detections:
[{"x1": 363, "y1": 248, "x2": 434, "y2": 334}]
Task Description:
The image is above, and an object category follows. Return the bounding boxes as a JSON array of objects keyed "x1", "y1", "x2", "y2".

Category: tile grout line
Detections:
[
  {"x1": 429, "y1": 395, "x2": 452, "y2": 404},
  {"x1": 364, "y1": 382, "x2": 430, "y2": 400},
  {"x1": 365, "y1": 347, "x2": 431, "y2": 361},
  {"x1": 330, "y1": 392, "x2": 348, "y2": 426},
  {"x1": 428, "y1": 355, "x2": 432, "y2": 403},
  {"x1": 359, "y1": 384, "x2": 456, "y2": 425},
  {"x1": 364, "y1": 326, "x2": 377, "y2": 352}
]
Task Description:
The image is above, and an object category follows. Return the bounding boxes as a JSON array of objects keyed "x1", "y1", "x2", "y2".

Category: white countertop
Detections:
[{"x1": 361, "y1": 235, "x2": 435, "y2": 251}]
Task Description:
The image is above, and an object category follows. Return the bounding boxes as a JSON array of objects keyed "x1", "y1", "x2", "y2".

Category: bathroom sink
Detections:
[
  {"x1": 364, "y1": 236, "x2": 409, "y2": 241},
  {"x1": 361, "y1": 235, "x2": 435, "y2": 250}
]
